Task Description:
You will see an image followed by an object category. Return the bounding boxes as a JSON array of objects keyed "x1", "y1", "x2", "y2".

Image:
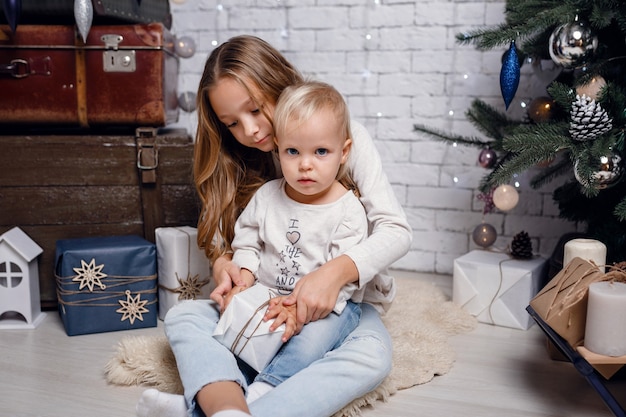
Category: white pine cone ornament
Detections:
[{"x1": 569, "y1": 94, "x2": 612, "y2": 141}]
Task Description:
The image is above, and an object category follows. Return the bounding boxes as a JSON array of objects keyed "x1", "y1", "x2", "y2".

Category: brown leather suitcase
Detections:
[
  {"x1": 0, "y1": 128, "x2": 200, "y2": 308},
  {"x1": 0, "y1": 23, "x2": 179, "y2": 127}
]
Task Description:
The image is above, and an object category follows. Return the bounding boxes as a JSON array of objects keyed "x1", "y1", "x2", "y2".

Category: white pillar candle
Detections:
[
  {"x1": 584, "y1": 281, "x2": 626, "y2": 357},
  {"x1": 563, "y1": 238, "x2": 607, "y2": 272}
]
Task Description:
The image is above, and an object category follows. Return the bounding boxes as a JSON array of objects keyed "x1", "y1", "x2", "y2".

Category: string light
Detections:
[
  {"x1": 361, "y1": 1, "x2": 376, "y2": 122},
  {"x1": 279, "y1": 1, "x2": 290, "y2": 39},
  {"x1": 441, "y1": 3, "x2": 465, "y2": 187}
]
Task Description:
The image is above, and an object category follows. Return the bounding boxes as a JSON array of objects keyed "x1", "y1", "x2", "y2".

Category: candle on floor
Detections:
[
  {"x1": 563, "y1": 238, "x2": 607, "y2": 272},
  {"x1": 584, "y1": 281, "x2": 626, "y2": 357}
]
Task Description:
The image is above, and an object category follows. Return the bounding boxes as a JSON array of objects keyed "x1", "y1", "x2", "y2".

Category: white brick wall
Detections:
[{"x1": 168, "y1": 0, "x2": 580, "y2": 274}]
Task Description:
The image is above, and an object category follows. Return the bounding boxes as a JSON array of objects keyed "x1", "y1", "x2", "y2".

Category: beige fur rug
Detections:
[{"x1": 104, "y1": 277, "x2": 476, "y2": 417}]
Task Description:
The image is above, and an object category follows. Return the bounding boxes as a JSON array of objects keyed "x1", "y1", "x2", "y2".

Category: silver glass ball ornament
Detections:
[
  {"x1": 175, "y1": 36, "x2": 197, "y2": 58},
  {"x1": 574, "y1": 151, "x2": 624, "y2": 190},
  {"x1": 472, "y1": 223, "x2": 497, "y2": 248},
  {"x1": 178, "y1": 91, "x2": 197, "y2": 112},
  {"x1": 549, "y1": 20, "x2": 598, "y2": 68}
]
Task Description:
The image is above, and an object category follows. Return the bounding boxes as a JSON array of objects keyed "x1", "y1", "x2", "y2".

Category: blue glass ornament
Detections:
[
  {"x1": 3, "y1": 0, "x2": 21, "y2": 33},
  {"x1": 500, "y1": 40, "x2": 520, "y2": 110}
]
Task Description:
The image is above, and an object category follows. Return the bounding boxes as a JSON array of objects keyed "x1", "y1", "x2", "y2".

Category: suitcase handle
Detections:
[{"x1": 0, "y1": 59, "x2": 30, "y2": 78}]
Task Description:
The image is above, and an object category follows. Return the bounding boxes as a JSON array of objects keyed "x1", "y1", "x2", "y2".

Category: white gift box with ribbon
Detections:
[
  {"x1": 155, "y1": 227, "x2": 213, "y2": 320},
  {"x1": 453, "y1": 250, "x2": 548, "y2": 330},
  {"x1": 213, "y1": 284, "x2": 286, "y2": 372}
]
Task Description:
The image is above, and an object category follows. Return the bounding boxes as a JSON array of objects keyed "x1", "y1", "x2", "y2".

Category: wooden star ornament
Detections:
[{"x1": 116, "y1": 290, "x2": 149, "y2": 325}]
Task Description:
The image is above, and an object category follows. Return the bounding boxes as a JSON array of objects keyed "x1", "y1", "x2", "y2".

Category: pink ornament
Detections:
[{"x1": 478, "y1": 148, "x2": 497, "y2": 168}]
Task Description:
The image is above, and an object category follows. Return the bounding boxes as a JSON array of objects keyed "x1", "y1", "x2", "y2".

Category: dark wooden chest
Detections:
[{"x1": 0, "y1": 128, "x2": 200, "y2": 308}]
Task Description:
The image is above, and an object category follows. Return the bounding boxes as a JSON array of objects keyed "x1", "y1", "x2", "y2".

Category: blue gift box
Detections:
[{"x1": 55, "y1": 235, "x2": 157, "y2": 336}]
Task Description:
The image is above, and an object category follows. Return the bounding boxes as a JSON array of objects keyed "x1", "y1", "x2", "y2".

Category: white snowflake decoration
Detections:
[
  {"x1": 72, "y1": 258, "x2": 107, "y2": 292},
  {"x1": 116, "y1": 290, "x2": 149, "y2": 325}
]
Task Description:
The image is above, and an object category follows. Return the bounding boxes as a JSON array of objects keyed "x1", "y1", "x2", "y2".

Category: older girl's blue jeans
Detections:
[{"x1": 164, "y1": 299, "x2": 391, "y2": 417}]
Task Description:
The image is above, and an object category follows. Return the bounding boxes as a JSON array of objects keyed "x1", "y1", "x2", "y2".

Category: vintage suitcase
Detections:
[
  {"x1": 0, "y1": 0, "x2": 172, "y2": 29},
  {"x1": 0, "y1": 127, "x2": 200, "y2": 308},
  {"x1": 0, "y1": 23, "x2": 179, "y2": 127}
]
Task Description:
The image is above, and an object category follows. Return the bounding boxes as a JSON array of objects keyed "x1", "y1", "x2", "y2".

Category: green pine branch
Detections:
[
  {"x1": 530, "y1": 154, "x2": 575, "y2": 189},
  {"x1": 412, "y1": 124, "x2": 490, "y2": 148},
  {"x1": 465, "y1": 99, "x2": 519, "y2": 144},
  {"x1": 615, "y1": 196, "x2": 626, "y2": 220},
  {"x1": 502, "y1": 123, "x2": 571, "y2": 154}
]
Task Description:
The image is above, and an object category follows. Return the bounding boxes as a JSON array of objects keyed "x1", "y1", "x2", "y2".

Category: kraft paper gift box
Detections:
[
  {"x1": 529, "y1": 257, "x2": 606, "y2": 348},
  {"x1": 213, "y1": 284, "x2": 286, "y2": 372},
  {"x1": 55, "y1": 235, "x2": 157, "y2": 336},
  {"x1": 529, "y1": 257, "x2": 626, "y2": 379},
  {"x1": 155, "y1": 226, "x2": 213, "y2": 320},
  {"x1": 453, "y1": 250, "x2": 548, "y2": 330}
]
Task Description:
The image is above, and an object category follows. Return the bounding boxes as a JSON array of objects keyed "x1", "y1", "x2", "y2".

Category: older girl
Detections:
[{"x1": 138, "y1": 35, "x2": 411, "y2": 417}]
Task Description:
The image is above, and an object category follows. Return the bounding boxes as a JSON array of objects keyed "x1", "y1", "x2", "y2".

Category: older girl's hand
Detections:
[
  {"x1": 209, "y1": 254, "x2": 241, "y2": 311},
  {"x1": 281, "y1": 255, "x2": 357, "y2": 332},
  {"x1": 222, "y1": 284, "x2": 248, "y2": 313}
]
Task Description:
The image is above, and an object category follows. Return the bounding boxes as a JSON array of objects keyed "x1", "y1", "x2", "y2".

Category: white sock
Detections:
[
  {"x1": 136, "y1": 388, "x2": 187, "y2": 417},
  {"x1": 212, "y1": 411, "x2": 253, "y2": 417},
  {"x1": 246, "y1": 381, "x2": 274, "y2": 404}
]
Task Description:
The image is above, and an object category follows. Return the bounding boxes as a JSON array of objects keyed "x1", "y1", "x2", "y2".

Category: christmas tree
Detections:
[{"x1": 415, "y1": 0, "x2": 626, "y2": 264}]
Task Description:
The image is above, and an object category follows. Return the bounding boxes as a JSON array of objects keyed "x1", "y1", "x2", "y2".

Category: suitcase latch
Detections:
[{"x1": 101, "y1": 34, "x2": 136, "y2": 73}]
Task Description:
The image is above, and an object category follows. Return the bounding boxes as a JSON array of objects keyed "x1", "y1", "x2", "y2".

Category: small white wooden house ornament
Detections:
[{"x1": 0, "y1": 227, "x2": 47, "y2": 329}]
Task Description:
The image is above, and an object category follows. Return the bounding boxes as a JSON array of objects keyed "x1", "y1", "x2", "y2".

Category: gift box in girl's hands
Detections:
[{"x1": 213, "y1": 283, "x2": 285, "y2": 372}]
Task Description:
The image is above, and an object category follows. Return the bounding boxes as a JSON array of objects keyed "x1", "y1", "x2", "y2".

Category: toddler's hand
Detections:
[{"x1": 264, "y1": 296, "x2": 297, "y2": 342}]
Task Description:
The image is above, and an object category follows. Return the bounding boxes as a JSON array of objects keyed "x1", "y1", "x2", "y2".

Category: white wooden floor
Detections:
[{"x1": 1, "y1": 272, "x2": 625, "y2": 417}]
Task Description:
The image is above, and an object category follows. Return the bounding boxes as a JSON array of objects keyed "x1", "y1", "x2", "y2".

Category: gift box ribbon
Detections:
[
  {"x1": 547, "y1": 261, "x2": 626, "y2": 320},
  {"x1": 230, "y1": 299, "x2": 272, "y2": 357},
  {"x1": 158, "y1": 227, "x2": 211, "y2": 300}
]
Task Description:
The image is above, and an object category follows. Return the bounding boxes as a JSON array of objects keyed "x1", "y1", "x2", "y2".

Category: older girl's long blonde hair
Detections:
[{"x1": 194, "y1": 35, "x2": 303, "y2": 261}]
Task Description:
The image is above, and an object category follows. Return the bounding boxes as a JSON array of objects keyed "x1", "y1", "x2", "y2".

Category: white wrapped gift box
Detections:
[
  {"x1": 156, "y1": 226, "x2": 213, "y2": 320},
  {"x1": 453, "y1": 250, "x2": 548, "y2": 330},
  {"x1": 213, "y1": 284, "x2": 286, "y2": 372}
]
